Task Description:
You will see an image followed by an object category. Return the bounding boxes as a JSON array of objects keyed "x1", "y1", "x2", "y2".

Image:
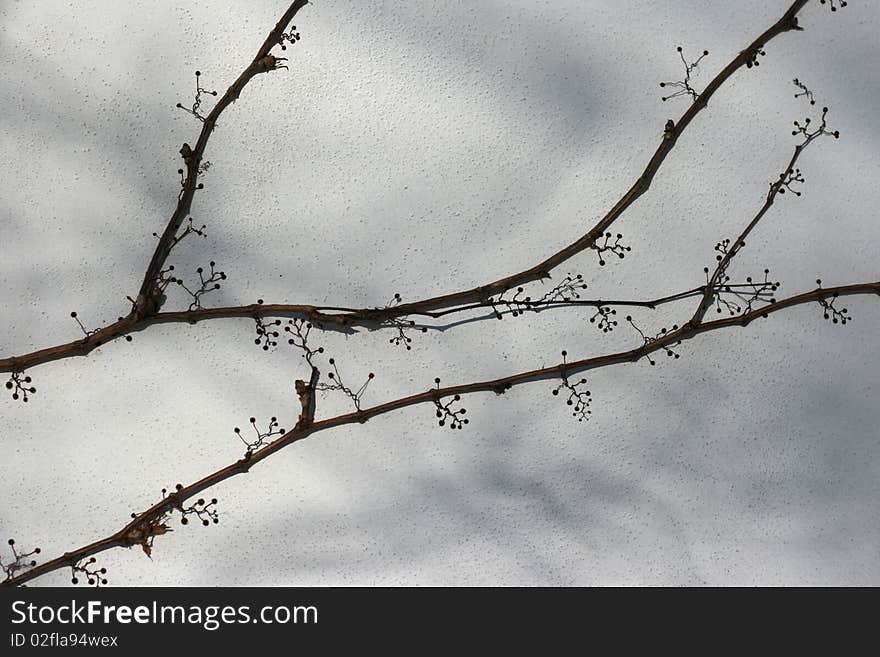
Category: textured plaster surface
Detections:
[{"x1": 0, "y1": 1, "x2": 877, "y2": 585}]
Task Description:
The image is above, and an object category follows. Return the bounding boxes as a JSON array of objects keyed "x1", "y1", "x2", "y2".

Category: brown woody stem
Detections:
[
  {"x1": 1, "y1": 0, "x2": 811, "y2": 374},
  {"x1": 4, "y1": 279, "x2": 877, "y2": 587}
]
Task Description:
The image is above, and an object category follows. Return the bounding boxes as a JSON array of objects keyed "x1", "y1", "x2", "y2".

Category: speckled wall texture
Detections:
[{"x1": 1, "y1": 1, "x2": 877, "y2": 585}]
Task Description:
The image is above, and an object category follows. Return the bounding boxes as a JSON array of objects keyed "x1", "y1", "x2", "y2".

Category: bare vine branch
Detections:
[
  {"x1": 1, "y1": 0, "x2": 872, "y2": 588},
  {"x1": 0, "y1": 0, "x2": 815, "y2": 377},
  {"x1": 3, "y1": 279, "x2": 877, "y2": 587}
]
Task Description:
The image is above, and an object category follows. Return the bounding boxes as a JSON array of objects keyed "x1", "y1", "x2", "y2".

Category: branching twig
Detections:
[
  {"x1": 1, "y1": 0, "x2": 818, "y2": 374},
  {"x1": 175, "y1": 70, "x2": 218, "y2": 123},
  {"x1": 283, "y1": 316, "x2": 325, "y2": 366},
  {"x1": 431, "y1": 377, "x2": 468, "y2": 430},
  {"x1": 692, "y1": 96, "x2": 840, "y2": 327},
  {"x1": 625, "y1": 315, "x2": 682, "y2": 366},
  {"x1": 590, "y1": 233, "x2": 632, "y2": 267},
  {"x1": 1, "y1": 539, "x2": 40, "y2": 582},
  {"x1": 161, "y1": 217, "x2": 208, "y2": 254},
  {"x1": 316, "y1": 359, "x2": 374, "y2": 412},
  {"x1": 4, "y1": 371, "x2": 36, "y2": 403},
  {"x1": 70, "y1": 557, "x2": 107, "y2": 587},
  {"x1": 132, "y1": 0, "x2": 310, "y2": 320},
  {"x1": 659, "y1": 46, "x2": 710, "y2": 102},
  {"x1": 3, "y1": 280, "x2": 877, "y2": 587},
  {"x1": 235, "y1": 416, "x2": 286, "y2": 453},
  {"x1": 551, "y1": 351, "x2": 592, "y2": 422},
  {"x1": 815, "y1": 279, "x2": 852, "y2": 325},
  {"x1": 793, "y1": 77, "x2": 815, "y2": 105}
]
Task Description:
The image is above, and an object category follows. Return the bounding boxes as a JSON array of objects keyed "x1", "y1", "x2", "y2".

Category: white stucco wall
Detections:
[{"x1": 1, "y1": 0, "x2": 877, "y2": 585}]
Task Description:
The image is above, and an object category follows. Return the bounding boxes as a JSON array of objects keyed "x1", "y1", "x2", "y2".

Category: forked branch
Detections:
[
  {"x1": 2, "y1": 280, "x2": 877, "y2": 587},
  {"x1": 1, "y1": 0, "x2": 814, "y2": 377}
]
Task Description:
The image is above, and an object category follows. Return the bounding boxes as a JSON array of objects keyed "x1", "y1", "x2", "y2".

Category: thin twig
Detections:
[
  {"x1": 132, "y1": 0, "x2": 310, "y2": 319},
  {"x1": 0, "y1": 283, "x2": 769, "y2": 372}
]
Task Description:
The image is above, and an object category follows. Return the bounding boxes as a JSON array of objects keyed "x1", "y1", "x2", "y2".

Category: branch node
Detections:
[{"x1": 296, "y1": 366, "x2": 319, "y2": 427}]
